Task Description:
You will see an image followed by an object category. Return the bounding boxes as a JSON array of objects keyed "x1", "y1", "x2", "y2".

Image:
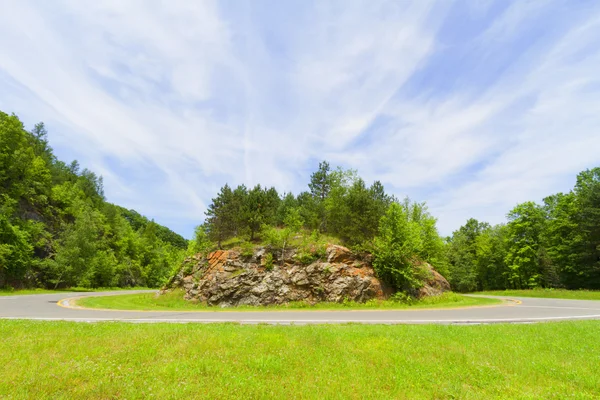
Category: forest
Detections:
[
  {"x1": 2, "y1": 109, "x2": 599, "y2": 292},
  {"x1": 446, "y1": 168, "x2": 600, "y2": 291},
  {"x1": 0, "y1": 111, "x2": 187, "y2": 289},
  {"x1": 199, "y1": 165, "x2": 600, "y2": 292}
]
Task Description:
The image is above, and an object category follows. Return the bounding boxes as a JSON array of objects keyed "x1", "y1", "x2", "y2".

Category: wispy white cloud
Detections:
[{"x1": 0, "y1": 0, "x2": 599, "y2": 237}]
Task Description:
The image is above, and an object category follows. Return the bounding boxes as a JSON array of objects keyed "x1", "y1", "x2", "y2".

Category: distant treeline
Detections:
[
  {"x1": 446, "y1": 168, "x2": 600, "y2": 291},
  {"x1": 0, "y1": 111, "x2": 187, "y2": 289}
]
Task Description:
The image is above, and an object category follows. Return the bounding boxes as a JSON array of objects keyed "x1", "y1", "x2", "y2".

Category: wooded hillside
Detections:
[{"x1": 0, "y1": 111, "x2": 186, "y2": 289}]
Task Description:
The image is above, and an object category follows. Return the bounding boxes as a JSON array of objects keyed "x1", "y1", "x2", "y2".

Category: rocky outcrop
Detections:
[
  {"x1": 163, "y1": 244, "x2": 450, "y2": 307},
  {"x1": 416, "y1": 264, "x2": 452, "y2": 298}
]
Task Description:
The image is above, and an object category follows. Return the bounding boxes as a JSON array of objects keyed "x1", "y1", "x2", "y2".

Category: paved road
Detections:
[{"x1": 1, "y1": 290, "x2": 600, "y2": 324}]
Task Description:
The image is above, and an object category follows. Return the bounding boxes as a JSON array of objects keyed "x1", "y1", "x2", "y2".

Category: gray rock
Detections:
[{"x1": 162, "y1": 244, "x2": 450, "y2": 306}]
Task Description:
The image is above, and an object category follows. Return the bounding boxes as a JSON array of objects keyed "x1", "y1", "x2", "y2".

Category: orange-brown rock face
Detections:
[{"x1": 163, "y1": 244, "x2": 449, "y2": 307}]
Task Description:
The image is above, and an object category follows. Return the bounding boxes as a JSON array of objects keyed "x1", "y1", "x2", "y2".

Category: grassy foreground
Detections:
[
  {"x1": 479, "y1": 288, "x2": 600, "y2": 301},
  {"x1": 75, "y1": 290, "x2": 500, "y2": 311},
  {"x1": 0, "y1": 287, "x2": 151, "y2": 296},
  {"x1": 1, "y1": 320, "x2": 599, "y2": 399}
]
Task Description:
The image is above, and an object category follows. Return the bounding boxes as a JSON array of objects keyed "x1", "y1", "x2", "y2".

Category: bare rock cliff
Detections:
[{"x1": 163, "y1": 244, "x2": 450, "y2": 306}]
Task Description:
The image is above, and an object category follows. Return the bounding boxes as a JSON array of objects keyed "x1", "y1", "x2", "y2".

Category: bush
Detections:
[
  {"x1": 296, "y1": 251, "x2": 318, "y2": 265},
  {"x1": 240, "y1": 241, "x2": 254, "y2": 259},
  {"x1": 264, "y1": 253, "x2": 274, "y2": 271},
  {"x1": 389, "y1": 292, "x2": 416, "y2": 304}
]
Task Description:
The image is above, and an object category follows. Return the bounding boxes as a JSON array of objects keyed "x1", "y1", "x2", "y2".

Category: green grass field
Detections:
[
  {"x1": 479, "y1": 288, "x2": 600, "y2": 301},
  {"x1": 1, "y1": 320, "x2": 599, "y2": 399},
  {"x1": 74, "y1": 290, "x2": 501, "y2": 311},
  {"x1": 0, "y1": 287, "x2": 152, "y2": 296}
]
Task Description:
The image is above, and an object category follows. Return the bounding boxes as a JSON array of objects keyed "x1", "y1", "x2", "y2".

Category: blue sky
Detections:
[{"x1": 1, "y1": 0, "x2": 600, "y2": 238}]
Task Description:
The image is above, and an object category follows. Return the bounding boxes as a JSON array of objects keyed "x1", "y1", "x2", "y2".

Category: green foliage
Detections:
[
  {"x1": 478, "y1": 288, "x2": 600, "y2": 300},
  {"x1": 203, "y1": 161, "x2": 393, "y2": 250},
  {"x1": 372, "y1": 203, "x2": 424, "y2": 291},
  {"x1": 187, "y1": 225, "x2": 213, "y2": 256},
  {"x1": 295, "y1": 229, "x2": 328, "y2": 264},
  {"x1": 504, "y1": 201, "x2": 547, "y2": 289},
  {"x1": 275, "y1": 192, "x2": 298, "y2": 226},
  {"x1": 205, "y1": 183, "x2": 280, "y2": 244},
  {"x1": 262, "y1": 208, "x2": 304, "y2": 266},
  {"x1": 562, "y1": 168, "x2": 600, "y2": 288},
  {"x1": 447, "y1": 167, "x2": 600, "y2": 292},
  {"x1": 326, "y1": 178, "x2": 393, "y2": 246},
  {"x1": 372, "y1": 198, "x2": 448, "y2": 292},
  {"x1": 0, "y1": 111, "x2": 184, "y2": 289},
  {"x1": 0, "y1": 210, "x2": 33, "y2": 285},
  {"x1": 308, "y1": 161, "x2": 332, "y2": 231},
  {"x1": 262, "y1": 208, "x2": 303, "y2": 249},
  {"x1": 242, "y1": 185, "x2": 279, "y2": 240},
  {"x1": 446, "y1": 219, "x2": 509, "y2": 292},
  {"x1": 240, "y1": 241, "x2": 254, "y2": 258},
  {"x1": 204, "y1": 184, "x2": 236, "y2": 247},
  {"x1": 264, "y1": 253, "x2": 274, "y2": 271},
  {"x1": 118, "y1": 207, "x2": 187, "y2": 249},
  {"x1": 295, "y1": 251, "x2": 318, "y2": 265},
  {"x1": 389, "y1": 291, "x2": 417, "y2": 304}
]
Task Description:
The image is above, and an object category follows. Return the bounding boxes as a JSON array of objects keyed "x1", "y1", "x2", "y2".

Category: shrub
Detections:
[
  {"x1": 264, "y1": 253, "x2": 274, "y2": 271},
  {"x1": 390, "y1": 292, "x2": 416, "y2": 304},
  {"x1": 240, "y1": 241, "x2": 254, "y2": 259},
  {"x1": 296, "y1": 251, "x2": 318, "y2": 265}
]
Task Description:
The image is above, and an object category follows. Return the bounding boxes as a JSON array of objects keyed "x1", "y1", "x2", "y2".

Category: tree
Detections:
[
  {"x1": 276, "y1": 192, "x2": 298, "y2": 226},
  {"x1": 308, "y1": 161, "x2": 331, "y2": 201},
  {"x1": 0, "y1": 110, "x2": 185, "y2": 289},
  {"x1": 543, "y1": 169, "x2": 600, "y2": 289},
  {"x1": 542, "y1": 193, "x2": 578, "y2": 288},
  {"x1": 504, "y1": 202, "x2": 547, "y2": 288},
  {"x1": 326, "y1": 178, "x2": 392, "y2": 246},
  {"x1": 372, "y1": 202, "x2": 424, "y2": 291},
  {"x1": 187, "y1": 225, "x2": 212, "y2": 256},
  {"x1": 0, "y1": 209, "x2": 33, "y2": 287},
  {"x1": 474, "y1": 224, "x2": 509, "y2": 290},
  {"x1": 296, "y1": 191, "x2": 319, "y2": 230},
  {"x1": 405, "y1": 200, "x2": 446, "y2": 274},
  {"x1": 447, "y1": 218, "x2": 491, "y2": 292},
  {"x1": 51, "y1": 206, "x2": 104, "y2": 288},
  {"x1": 308, "y1": 161, "x2": 332, "y2": 231},
  {"x1": 205, "y1": 184, "x2": 236, "y2": 247},
  {"x1": 241, "y1": 185, "x2": 279, "y2": 241},
  {"x1": 572, "y1": 168, "x2": 600, "y2": 288}
]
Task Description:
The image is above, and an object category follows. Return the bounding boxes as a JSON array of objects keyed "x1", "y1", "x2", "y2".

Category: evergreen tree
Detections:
[
  {"x1": 308, "y1": 161, "x2": 331, "y2": 231},
  {"x1": 205, "y1": 184, "x2": 236, "y2": 247}
]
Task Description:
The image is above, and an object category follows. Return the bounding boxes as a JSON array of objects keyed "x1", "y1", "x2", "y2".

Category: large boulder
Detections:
[
  {"x1": 163, "y1": 244, "x2": 450, "y2": 306},
  {"x1": 414, "y1": 262, "x2": 452, "y2": 298}
]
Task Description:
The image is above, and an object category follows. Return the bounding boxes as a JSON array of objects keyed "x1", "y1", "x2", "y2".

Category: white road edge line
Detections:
[
  {"x1": 516, "y1": 305, "x2": 600, "y2": 310},
  {"x1": 2, "y1": 314, "x2": 600, "y2": 324}
]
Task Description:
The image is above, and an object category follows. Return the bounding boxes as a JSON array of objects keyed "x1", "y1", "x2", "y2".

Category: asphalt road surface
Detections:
[{"x1": 1, "y1": 290, "x2": 600, "y2": 324}]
